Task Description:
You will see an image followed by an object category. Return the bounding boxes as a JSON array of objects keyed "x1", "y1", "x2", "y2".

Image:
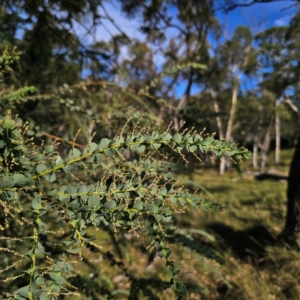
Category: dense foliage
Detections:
[
  {"x1": 1, "y1": 0, "x2": 300, "y2": 298},
  {"x1": 0, "y1": 50, "x2": 251, "y2": 299}
]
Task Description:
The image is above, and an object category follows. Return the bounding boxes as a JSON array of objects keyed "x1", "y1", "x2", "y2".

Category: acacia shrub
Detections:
[{"x1": 0, "y1": 49, "x2": 252, "y2": 299}]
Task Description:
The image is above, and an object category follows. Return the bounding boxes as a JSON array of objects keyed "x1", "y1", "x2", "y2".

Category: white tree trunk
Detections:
[
  {"x1": 253, "y1": 134, "x2": 259, "y2": 169},
  {"x1": 225, "y1": 82, "x2": 238, "y2": 142},
  {"x1": 261, "y1": 119, "x2": 273, "y2": 172},
  {"x1": 210, "y1": 89, "x2": 224, "y2": 140},
  {"x1": 275, "y1": 101, "x2": 281, "y2": 163},
  {"x1": 219, "y1": 81, "x2": 238, "y2": 175}
]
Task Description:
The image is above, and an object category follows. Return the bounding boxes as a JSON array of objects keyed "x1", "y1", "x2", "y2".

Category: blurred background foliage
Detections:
[{"x1": 1, "y1": 0, "x2": 300, "y2": 299}]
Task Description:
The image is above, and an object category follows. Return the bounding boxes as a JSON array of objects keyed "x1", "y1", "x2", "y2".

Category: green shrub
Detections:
[{"x1": 0, "y1": 49, "x2": 251, "y2": 299}]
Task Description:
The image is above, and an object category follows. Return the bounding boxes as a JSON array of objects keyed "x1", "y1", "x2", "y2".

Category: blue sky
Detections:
[
  {"x1": 90, "y1": 0, "x2": 299, "y2": 95},
  {"x1": 218, "y1": 1, "x2": 298, "y2": 36},
  {"x1": 98, "y1": 1, "x2": 298, "y2": 43},
  {"x1": 214, "y1": 1, "x2": 298, "y2": 95},
  {"x1": 90, "y1": 0, "x2": 298, "y2": 73}
]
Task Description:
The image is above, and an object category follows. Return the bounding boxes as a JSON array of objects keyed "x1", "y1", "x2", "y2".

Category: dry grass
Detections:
[{"x1": 68, "y1": 149, "x2": 300, "y2": 299}]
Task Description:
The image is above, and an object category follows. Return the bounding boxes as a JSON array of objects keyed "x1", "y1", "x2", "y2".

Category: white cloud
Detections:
[{"x1": 274, "y1": 15, "x2": 291, "y2": 26}]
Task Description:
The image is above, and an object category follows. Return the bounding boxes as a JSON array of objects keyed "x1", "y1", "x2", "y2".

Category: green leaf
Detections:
[
  {"x1": 158, "y1": 247, "x2": 171, "y2": 258},
  {"x1": 36, "y1": 164, "x2": 47, "y2": 173},
  {"x1": 189, "y1": 145, "x2": 197, "y2": 152},
  {"x1": 78, "y1": 185, "x2": 88, "y2": 194},
  {"x1": 160, "y1": 187, "x2": 167, "y2": 196},
  {"x1": 136, "y1": 145, "x2": 146, "y2": 153},
  {"x1": 4, "y1": 119, "x2": 16, "y2": 129},
  {"x1": 13, "y1": 174, "x2": 32, "y2": 185},
  {"x1": 63, "y1": 164, "x2": 71, "y2": 174},
  {"x1": 67, "y1": 248, "x2": 82, "y2": 254},
  {"x1": 0, "y1": 180, "x2": 14, "y2": 188},
  {"x1": 70, "y1": 203, "x2": 80, "y2": 210},
  {"x1": 89, "y1": 142, "x2": 98, "y2": 152},
  {"x1": 162, "y1": 133, "x2": 172, "y2": 141},
  {"x1": 70, "y1": 148, "x2": 81, "y2": 159},
  {"x1": 145, "y1": 204, "x2": 159, "y2": 214},
  {"x1": 202, "y1": 137, "x2": 215, "y2": 145},
  {"x1": 39, "y1": 293, "x2": 48, "y2": 300},
  {"x1": 13, "y1": 174, "x2": 26, "y2": 184},
  {"x1": 26, "y1": 129, "x2": 35, "y2": 136},
  {"x1": 170, "y1": 198, "x2": 177, "y2": 203},
  {"x1": 99, "y1": 138, "x2": 110, "y2": 149},
  {"x1": 225, "y1": 151, "x2": 234, "y2": 157},
  {"x1": 173, "y1": 133, "x2": 182, "y2": 142},
  {"x1": 161, "y1": 214, "x2": 172, "y2": 222},
  {"x1": 152, "y1": 143, "x2": 161, "y2": 149},
  {"x1": 65, "y1": 263, "x2": 74, "y2": 271},
  {"x1": 32, "y1": 198, "x2": 41, "y2": 210},
  {"x1": 55, "y1": 276, "x2": 65, "y2": 285},
  {"x1": 77, "y1": 205, "x2": 90, "y2": 212},
  {"x1": 194, "y1": 134, "x2": 203, "y2": 142},
  {"x1": 0, "y1": 140, "x2": 6, "y2": 148},
  {"x1": 50, "y1": 273, "x2": 65, "y2": 285},
  {"x1": 44, "y1": 173, "x2": 56, "y2": 182},
  {"x1": 118, "y1": 204, "x2": 126, "y2": 211},
  {"x1": 59, "y1": 185, "x2": 68, "y2": 193},
  {"x1": 88, "y1": 195, "x2": 100, "y2": 208},
  {"x1": 55, "y1": 156, "x2": 63, "y2": 165},
  {"x1": 14, "y1": 286, "x2": 29, "y2": 297},
  {"x1": 66, "y1": 186, "x2": 77, "y2": 194},
  {"x1": 133, "y1": 200, "x2": 143, "y2": 210},
  {"x1": 52, "y1": 284, "x2": 61, "y2": 293},
  {"x1": 114, "y1": 136, "x2": 124, "y2": 144},
  {"x1": 104, "y1": 200, "x2": 117, "y2": 209}
]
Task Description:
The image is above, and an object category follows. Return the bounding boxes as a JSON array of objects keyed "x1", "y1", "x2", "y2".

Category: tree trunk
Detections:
[
  {"x1": 209, "y1": 88, "x2": 227, "y2": 175},
  {"x1": 253, "y1": 105, "x2": 263, "y2": 169},
  {"x1": 253, "y1": 134, "x2": 259, "y2": 169},
  {"x1": 260, "y1": 118, "x2": 273, "y2": 172},
  {"x1": 275, "y1": 101, "x2": 281, "y2": 163},
  {"x1": 282, "y1": 132, "x2": 300, "y2": 246},
  {"x1": 174, "y1": 71, "x2": 193, "y2": 131},
  {"x1": 219, "y1": 81, "x2": 238, "y2": 175},
  {"x1": 209, "y1": 89, "x2": 224, "y2": 140},
  {"x1": 225, "y1": 82, "x2": 238, "y2": 142}
]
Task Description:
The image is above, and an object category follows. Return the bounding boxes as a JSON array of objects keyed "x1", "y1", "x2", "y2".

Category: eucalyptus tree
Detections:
[
  {"x1": 245, "y1": 9, "x2": 300, "y2": 242},
  {"x1": 119, "y1": 0, "x2": 220, "y2": 130},
  {"x1": 205, "y1": 26, "x2": 257, "y2": 174},
  {"x1": 221, "y1": 2, "x2": 300, "y2": 245},
  {"x1": 255, "y1": 25, "x2": 294, "y2": 165}
]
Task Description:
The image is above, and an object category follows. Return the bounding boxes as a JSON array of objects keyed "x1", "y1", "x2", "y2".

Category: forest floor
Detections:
[
  {"x1": 179, "y1": 148, "x2": 300, "y2": 300},
  {"x1": 73, "y1": 149, "x2": 300, "y2": 300}
]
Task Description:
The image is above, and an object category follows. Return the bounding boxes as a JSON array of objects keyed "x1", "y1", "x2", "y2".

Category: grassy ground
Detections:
[
  {"x1": 69, "y1": 149, "x2": 300, "y2": 300},
  {"x1": 177, "y1": 149, "x2": 300, "y2": 300}
]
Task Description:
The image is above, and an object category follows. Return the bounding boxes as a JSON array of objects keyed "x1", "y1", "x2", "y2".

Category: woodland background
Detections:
[{"x1": 1, "y1": 0, "x2": 300, "y2": 299}]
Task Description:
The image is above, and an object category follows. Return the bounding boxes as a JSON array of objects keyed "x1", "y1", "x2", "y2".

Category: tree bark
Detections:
[
  {"x1": 260, "y1": 118, "x2": 273, "y2": 172},
  {"x1": 253, "y1": 134, "x2": 259, "y2": 169},
  {"x1": 209, "y1": 88, "x2": 224, "y2": 140},
  {"x1": 174, "y1": 71, "x2": 193, "y2": 131},
  {"x1": 219, "y1": 81, "x2": 238, "y2": 175},
  {"x1": 225, "y1": 81, "x2": 238, "y2": 142},
  {"x1": 209, "y1": 88, "x2": 228, "y2": 175},
  {"x1": 282, "y1": 132, "x2": 300, "y2": 246},
  {"x1": 275, "y1": 101, "x2": 281, "y2": 163}
]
